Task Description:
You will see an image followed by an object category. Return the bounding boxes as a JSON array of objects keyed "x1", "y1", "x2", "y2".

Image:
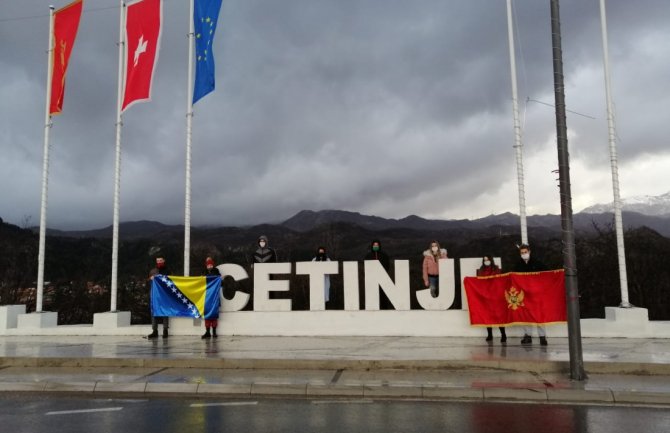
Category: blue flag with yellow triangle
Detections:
[
  {"x1": 151, "y1": 275, "x2": 222, "y2": 319},
  {"x1": 193, "y1": 0, "x2": 223, "y2": 104}
]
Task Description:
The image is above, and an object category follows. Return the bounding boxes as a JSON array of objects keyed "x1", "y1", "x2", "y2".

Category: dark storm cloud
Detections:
[{"x1": 1, "y1": 0, "x2": 668, "y2": 229}]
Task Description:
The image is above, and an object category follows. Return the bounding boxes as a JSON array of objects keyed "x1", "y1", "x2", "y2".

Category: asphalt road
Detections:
[{"x1": 1, "y1": 395, "x2": 669, "y2": 433}]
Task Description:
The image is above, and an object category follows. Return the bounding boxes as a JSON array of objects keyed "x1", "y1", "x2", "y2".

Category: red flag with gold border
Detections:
[
  {"x1": 49, "y1": 0, "x2": 83, "y2": 115},
  {"x1": 464, "y1": 270, "x2": 567, "y2": 326}
]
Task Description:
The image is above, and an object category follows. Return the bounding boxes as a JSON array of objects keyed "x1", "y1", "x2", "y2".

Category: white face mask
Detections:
[
  {"x1": 521, "y1": 253, "x2": 530, "y2": 261},
  {"x1": 483, "y1": 260, "x2": 491, "y2": 266},
  {"x1": 259, "y1": 241, "x2": 266, "y2": 248},
  {"x1": 431, "y1": 246, "x2": 439, "y2": 253}
]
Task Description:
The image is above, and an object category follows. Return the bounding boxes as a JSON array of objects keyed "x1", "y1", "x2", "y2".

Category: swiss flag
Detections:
[{"x1": 122, "y1": 0, "x2": 162, "y2": 111}]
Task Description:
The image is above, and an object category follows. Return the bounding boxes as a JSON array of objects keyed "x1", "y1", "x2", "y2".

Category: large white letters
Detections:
[
  {"x1": 216, "y1": 259, "x2": 474, "y2": 312},
  {"x1": 295, "y1": 261, "x2": 339, "y2": 311},
  {"x1": 364, "y1": 260, "x2": 410, "y2": 310},
  {"x1": 218, "y1": 263, "x2": 250, "y2": 312},
  {"x1": 253, "y1": 262, "x2": 292, "y2": 312},
  {"x1": 416, "y1": 258, "x2": 456, "y2": 310}
]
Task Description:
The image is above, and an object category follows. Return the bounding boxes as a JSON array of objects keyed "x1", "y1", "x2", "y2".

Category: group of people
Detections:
[
  {"x1": 148, "y1": 237, "x2": 549, "y2": 346},
  {"x1": 474, "y1": 244, "x2": 548, "y2": 346}
]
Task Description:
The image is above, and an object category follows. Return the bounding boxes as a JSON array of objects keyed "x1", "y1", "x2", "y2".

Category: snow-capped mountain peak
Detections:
[{"x1": 581, "y1": 191, "x2": 670, "y2": 216}]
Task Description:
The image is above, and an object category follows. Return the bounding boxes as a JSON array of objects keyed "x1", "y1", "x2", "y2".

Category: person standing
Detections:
[
  {"x1": 514, "y1": 244, "x2": 548, "y2": 346},
  {"x1": 364, "y1": 239, "x2": 390, "y2": 271},
  {"x1": 252, "y1": 235, "x2": 277, "y2": 264},
  {"x1": 147, "y1": 256, "x2": 170, "y2": 339},
  {"x1": 422, "y1": 241, "x2": 447, "y2": 298},
  {"x1": 364, "y1": 239, "x2": 392, "y2": 309},
  {"x1": 201, "y1": 257, "x2": 221, "y2": 339},
  {"x1": 477, "y1": 255, "x2": 507, "y2": 343},
  {"x1": 312, "y1": 246, "x2": 332, "y2": 307}
]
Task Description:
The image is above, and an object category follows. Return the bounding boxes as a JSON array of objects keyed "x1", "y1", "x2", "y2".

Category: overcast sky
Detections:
[{"x1": 1, "y1": 0, "x2": 668, "y2": 230}]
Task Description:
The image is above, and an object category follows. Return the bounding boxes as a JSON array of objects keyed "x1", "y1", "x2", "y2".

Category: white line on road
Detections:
[
  {"x1": 46, "y1": 407, "x2": 123, "y2": 416},
  {"x1": 190, "y1": 402, "x2": 259, "y2": 407},
  {"x1": 311, "y1": 399, "x2": 374, "y2": 405}
]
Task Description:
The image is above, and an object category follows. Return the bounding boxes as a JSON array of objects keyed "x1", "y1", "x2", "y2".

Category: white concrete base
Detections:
[
  {"x1": 169, "y1": 317, "x2": 204, "y2": 335},
  {"x1": 93, "y1": 311, "x2": 131, "y2": 328},
  {"x1": 17, "y1": 311, "x2": 58, "y2": 329},
  {"x1": 605, "y1": 306, "x2": 649, "y2": 322},
  {"x1": 0, "y1": 308, "x2": 667, "y2": 338},
  {"x1": 579, "y1": 307, "x2": 651, "y2": 337},
  {"x1": 0, "y1": 305, "x2": 26, "y2": 330},
  {"x1": 218, "y1": 310, "x2": 532, "y2": 337}
]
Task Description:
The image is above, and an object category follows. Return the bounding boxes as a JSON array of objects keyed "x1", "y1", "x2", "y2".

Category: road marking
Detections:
[
  {"x1": 311, "y1": 399, "x2": 374, "y2": 405},
  {"x1": 46, "y1": 407, "x2": 123, "y2": 416},
  {"x1": 190, "y1": 402, "x2": 259, "y2": 407}
]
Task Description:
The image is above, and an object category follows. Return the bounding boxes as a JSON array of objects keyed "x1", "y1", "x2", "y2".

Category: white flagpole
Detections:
[
  {"x1": 506, "y1": 0, "x2": 528, "y2": 245},
  {"x1": 184, "y1": 0, "x2": 195, "y2": 276},
  {"x1": 110, "y1": 0, "x2": 126, "y2": 311},
  {"x1": 599, "y1": 0, "x2": 630, "y2": 307},
  {"x1": 36, "y1": 5, "x2": 56, "y2": 313}
]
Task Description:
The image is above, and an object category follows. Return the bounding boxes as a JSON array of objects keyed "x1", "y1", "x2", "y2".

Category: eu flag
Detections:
[
  {"x1": 151, "y1": 275, "x2": 222, "y2": 319},
  {"x1": 193, "y1": 0, "x2": 223, "y2": 104}
]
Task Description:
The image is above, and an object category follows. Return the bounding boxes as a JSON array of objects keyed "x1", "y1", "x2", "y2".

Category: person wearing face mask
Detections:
[
  {"x1": 201, "y1": 257, "x2": 221, "y2": 339},
  {"x1": 422, "y1": 241, "x2": 448, "y2": 298},
  {"x1": 252, "y1": 235, "x2": 277, "y2": 264},
  {"x1": 147, "y1": 256, "x2": 171, "y2": 339},
  {"x1": 514, "y1": 244, "x2": 548, "y2": 346},
  {"x1": 312, "y1": 246, "x2": 332, "y2": 307},
  {"x1": 477, "y1": 255, "x2": 506, "y2": 343},
  {"x1": 364, "y1": 239, "x2": 390, "y2": 271}
]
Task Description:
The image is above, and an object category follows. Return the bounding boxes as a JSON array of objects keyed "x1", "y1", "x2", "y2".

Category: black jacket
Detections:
[{"x1": 513, "y1": 257, "x2": 546, "y2": 272}]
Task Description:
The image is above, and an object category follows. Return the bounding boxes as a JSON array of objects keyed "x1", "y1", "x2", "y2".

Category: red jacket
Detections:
[{"x1": 477, "y1": 265, "x2": 501, "y2": 277}]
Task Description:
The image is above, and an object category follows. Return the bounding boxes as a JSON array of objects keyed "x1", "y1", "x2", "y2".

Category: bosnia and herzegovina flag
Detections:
[
  {"x1": 151, "y1": 275, "x2": 221, "y2": 319},
  {"x1": 464, "y1": 270, "x2": 567, "y2": 326}
]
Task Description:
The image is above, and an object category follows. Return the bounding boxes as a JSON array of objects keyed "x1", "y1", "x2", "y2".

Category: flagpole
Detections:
[
  {"x1": 36, "y1": 5, "x2": 56, "y2": 313},
  {"x1": 506, "y1": 0, "x2": 528, "y2": 245},
  {"x1": 599, "y1": 0, "x2": 630, "y2": 308},
  {"x1": 184, "y1": 0, "x2": 195, "y2": 277},
  {"x1": 110, "y1": 0, "x2": 126, "y2": 312}
]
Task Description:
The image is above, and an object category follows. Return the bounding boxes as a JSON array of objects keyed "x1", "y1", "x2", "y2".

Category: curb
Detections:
[
  {"x1": 2, "y1": 357, "x2": 670, "y2": 376},
  {"x1": 1, "y1": 381, "x2": 670, "y2": 406}
]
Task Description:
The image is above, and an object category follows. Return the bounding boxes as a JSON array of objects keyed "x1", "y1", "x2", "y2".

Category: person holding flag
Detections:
[
  {"x1": 477, "y1": 255, "x2": 507, "y2": 343},
  {"x1": 147, "y1": 256, "x2": 171, "y2": 339},
  {"x1": 514, "y1": 244, "x2": 549, "y2": 346},
  {"x1": 201, "y1": 257, "x2": 221, "y2": 339}
]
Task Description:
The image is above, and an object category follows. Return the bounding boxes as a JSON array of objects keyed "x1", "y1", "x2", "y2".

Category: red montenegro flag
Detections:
[
  {"x1": 464, "y1": 270, "x2": 567, "y2": 326},
  {"x1": 49, "y1": 0, "x2": 83, "y2": 115},
  {"x1": 122, "y1": 0, "x2": 162, "y2": 111}
]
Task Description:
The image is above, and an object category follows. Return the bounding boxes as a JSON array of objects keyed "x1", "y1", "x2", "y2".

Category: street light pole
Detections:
[{"x1": 549, "y1": 0, "x2": 585, "y2": 381}]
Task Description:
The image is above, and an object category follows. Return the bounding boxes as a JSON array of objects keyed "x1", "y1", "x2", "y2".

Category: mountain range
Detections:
[
  {"x1": 31, "y1": 191, "x2": 670, "y2": 239},
  {"x1": 581, "y1": 191, "x2": 670, "y2": 216}
]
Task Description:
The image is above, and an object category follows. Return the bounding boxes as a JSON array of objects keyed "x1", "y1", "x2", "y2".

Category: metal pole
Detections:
[
  {"x1": 110, "y1": 0, "x2": 126, "y2": 312},
  {"x1": 549, "y1": 0, "x2": 585, "y2": 380},
  {"x1": 506, "y1": 0, "x2": 528, "y2": 245},
  {"x1": 36, "y1": 6, "x2": 56, "y2": 313},
  {"x1": 184, "y1": 0, "x2": 195, "y2": 276},
  {"x1": 599, "y1": 0, "x2": 630, "y2": 308}
]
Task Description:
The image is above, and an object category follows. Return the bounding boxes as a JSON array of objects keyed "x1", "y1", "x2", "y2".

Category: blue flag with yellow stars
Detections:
[
  {"x1": 193, "y1": 0, "x2": 223, "y2": 104},
  {"x1": 151, "y1": 275, "x2": 222, "y2": 319}
]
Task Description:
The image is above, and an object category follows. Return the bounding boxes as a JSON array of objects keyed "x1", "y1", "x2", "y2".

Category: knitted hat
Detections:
[{"x1": 205, "y1": 257, "x2": 214, "y2": 266}]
